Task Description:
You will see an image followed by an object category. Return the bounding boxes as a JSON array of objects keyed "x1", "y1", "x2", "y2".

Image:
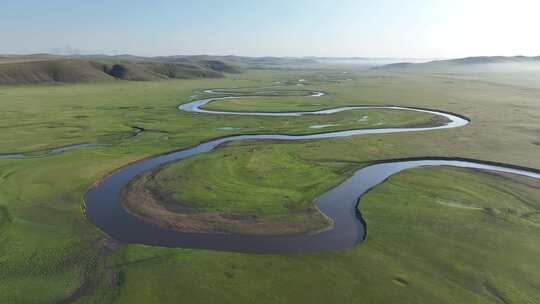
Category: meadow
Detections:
[{"x1": 0, "y1": 67, "x2": 539, "y2": 303}]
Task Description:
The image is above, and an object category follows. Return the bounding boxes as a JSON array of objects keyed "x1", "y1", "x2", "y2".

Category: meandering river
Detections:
[{"x1": 84, "y1": 89, "x2": 540, "y2": 254}]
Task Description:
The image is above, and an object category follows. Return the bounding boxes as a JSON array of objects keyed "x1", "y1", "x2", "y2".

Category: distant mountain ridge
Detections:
[
  {"x1": 68, "y1": 54, "x2": 318, "y2": 67},
  {"x1": 0, "y1": 53, "x2": 330, "y2": 85},
  {"x1": 373, "y1": 55, "x2": 540, "y2": 70},
  {"x1": 0, "y1": 55, "x2": 242, "y2": 85}
]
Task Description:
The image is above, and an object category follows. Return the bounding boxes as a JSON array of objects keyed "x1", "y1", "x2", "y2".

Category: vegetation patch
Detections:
[{"x1": 121, "y1": 144, "x2": 344, "y2": 234}]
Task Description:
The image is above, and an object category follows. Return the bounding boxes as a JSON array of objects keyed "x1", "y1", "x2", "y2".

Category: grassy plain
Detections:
[
  {"x1": 0, "y1": 78, "x2": 442, "y2": 155},
  {"x1": 109, "y1": 167, "x2": 540, "y2": 304},
  {"x1": 0, "y1": 67, "x2": 539, "y2": 303}
]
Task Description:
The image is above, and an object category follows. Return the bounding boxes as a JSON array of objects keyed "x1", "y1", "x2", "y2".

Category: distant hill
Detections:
[
  {"x1": 373, "y1": 56, "x2": 540, "y2": 71},
  {"x1": 429, "y1": 56, "x2": 540, "y2": 65},
  {"x1": 0, "y1": 60, "x2": 114, "y2": 85},
  {"x1": 147, "y1": 55, "x2": 318, "y2": 68},
  {"x1": 70, "y1": 54, "x2": 317, "y2": 68},
  {"x1": 372, "y1": 62, "x2": 415, "y2": 70},
  {"x1": 0, "y1": 53, "x2": 334, "y2": 85},
  {"x1": 197, "y1": 60, "x2": 242, "y2": 73},
  {"x1": 0, "y1": 55, "x2": 242, "y2": 85}
]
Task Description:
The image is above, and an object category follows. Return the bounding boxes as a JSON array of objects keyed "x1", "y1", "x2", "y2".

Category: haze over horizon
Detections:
[{"x1": 2, "y1": 0, "x2": 540, "y2": 58}]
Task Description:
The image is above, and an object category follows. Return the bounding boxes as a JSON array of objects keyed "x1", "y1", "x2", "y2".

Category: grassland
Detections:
[
  {"x1": 0, "y1": 81, "x2": 443, "y2": 155},
  {"x1": 106, "y1": 167, "x2": 540, "y2": 304},
  {"x1": 0, "y1": 67, "x2": 539, "y2": 303}
]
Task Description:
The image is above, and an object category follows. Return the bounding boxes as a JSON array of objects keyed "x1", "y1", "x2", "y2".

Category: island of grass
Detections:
[
  {"x1": 122, "y1": 143, "x2": 340, "y2": 234},
  {"x1": 200, "y1": 95, "x2": 340, "y2": 112},
  {"x1": 122, "y1": 105, "x2": 450, "y2": 235},
  {"x1": 205, "y1": 106, "x2": 451, "y2": 135}
]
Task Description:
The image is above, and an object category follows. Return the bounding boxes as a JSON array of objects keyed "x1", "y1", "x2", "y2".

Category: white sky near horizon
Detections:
[{"x1": 1, "y1": 0, "x2": 539, "y2": 58}]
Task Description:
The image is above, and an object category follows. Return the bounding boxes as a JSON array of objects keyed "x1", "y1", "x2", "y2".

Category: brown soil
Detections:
[{"x1": 121, "y1": 172, "x2": 330, "y2": 235}]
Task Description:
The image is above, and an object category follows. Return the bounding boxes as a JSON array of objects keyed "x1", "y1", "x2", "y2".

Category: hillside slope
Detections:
[
  {"x1": 0, "y1": 60, "x2": 114, "y2": 85},
  {"x1": 373, "y1": 55, "x2": 540, "y2": 71},
  {"x1": 0, "y1": 57, "x2": 241, "y2": 85}
]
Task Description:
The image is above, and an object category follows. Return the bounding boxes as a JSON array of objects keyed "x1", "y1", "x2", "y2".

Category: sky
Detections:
[{"x1": 1, "y1": 0, "x2": 539, "y2": 58}]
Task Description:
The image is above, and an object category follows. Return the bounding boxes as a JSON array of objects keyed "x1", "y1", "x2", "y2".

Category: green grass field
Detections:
[
  {"x1": 106, "y1": 167, "x2": 540, "y2": 304},
  {"x1": 0, "y1": 77, "x2": 443, "y2": 155},
  {"x1": 0, "y1": 67, "x2": 539, "y2": 303},
  {"x1": 122, "y1": 143, "x2": 349, "y2": 234}
]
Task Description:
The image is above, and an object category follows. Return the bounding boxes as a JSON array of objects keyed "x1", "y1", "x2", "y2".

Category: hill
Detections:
[
  {"x1": 0, "y1": 60, "x2": 114, "y2": 85},
  {"x1": 68, "y1": 54, "x2": 317, "y2": 68},
  {"x1": 0, "y1": 56, "x2": 242, "y2": 85},
  {"x1": 373, "y1": 55, "x2": 540, "y2": 71}
]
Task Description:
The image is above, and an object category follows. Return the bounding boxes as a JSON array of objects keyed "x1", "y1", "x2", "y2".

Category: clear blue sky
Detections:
[{"x1": 1, "y1": 0, "x2": 539, "y2": 58}]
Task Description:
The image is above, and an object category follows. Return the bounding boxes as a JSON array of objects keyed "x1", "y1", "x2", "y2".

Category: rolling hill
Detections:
[
  {"x1": 0, "y1": 55, "x2": 242, "y2": 85},
  {"x1": 373, "y1": 55, "x2": 540, "y2": 71}
]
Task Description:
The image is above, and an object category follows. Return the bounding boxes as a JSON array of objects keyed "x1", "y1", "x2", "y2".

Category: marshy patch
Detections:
[
  {"x1": 393, "y1": 276, "x2": 410, "y2": 286},
  {"x1": 0, "y1": 205, "x2": 13, "y2": 228}
]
